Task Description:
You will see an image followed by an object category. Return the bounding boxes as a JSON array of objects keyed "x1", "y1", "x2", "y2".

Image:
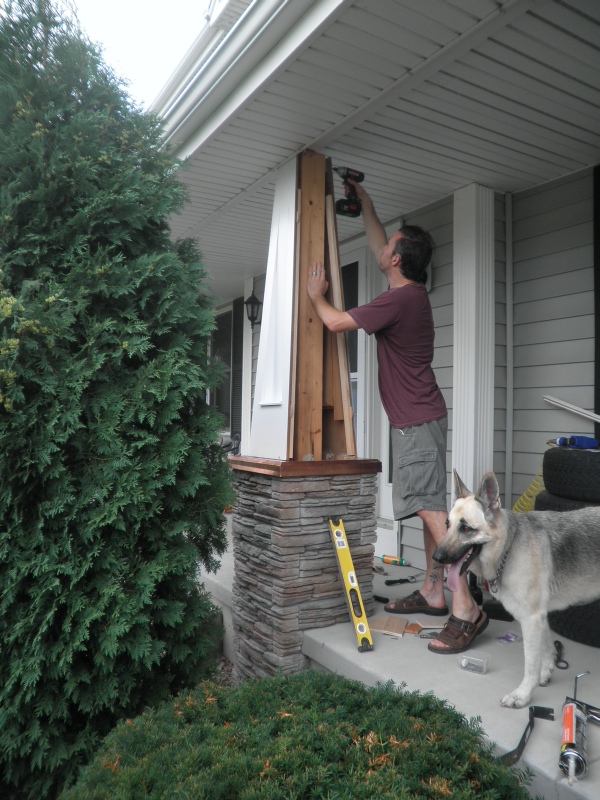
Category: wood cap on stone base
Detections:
[
  {"x1": 229, "y1": 463, "x2": 380, "y2": 680},
  {"x1": 228, "y1": 455, "x2": 382, "y2": 478}
]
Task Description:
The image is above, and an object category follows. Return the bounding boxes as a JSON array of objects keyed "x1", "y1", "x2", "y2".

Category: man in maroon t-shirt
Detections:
[{"x1": 307, "y1": 180, "x2": 488, "y2": 655}]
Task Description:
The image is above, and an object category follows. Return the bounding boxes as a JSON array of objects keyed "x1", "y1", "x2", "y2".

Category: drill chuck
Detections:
[{"x1": 333, "y1": 166, "x2": 364, "y2": 183}]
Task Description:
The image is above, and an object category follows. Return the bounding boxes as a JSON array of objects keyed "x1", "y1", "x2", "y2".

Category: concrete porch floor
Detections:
[{"x1": 204, "y1": 517, "x2": 600, "y2": 800}]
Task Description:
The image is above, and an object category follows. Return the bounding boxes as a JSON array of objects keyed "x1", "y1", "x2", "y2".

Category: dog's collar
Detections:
[{"x1": 488, "y1": 547, "x2": 511, "y2": 594}]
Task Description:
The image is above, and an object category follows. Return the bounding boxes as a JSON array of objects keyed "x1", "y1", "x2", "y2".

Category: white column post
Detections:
[
  {"x1": 452, "y1": 184, "x2": 495, "y2": 495},
  {"x1": 247, "y1": 158, "x2": 297, "y2": 458}
]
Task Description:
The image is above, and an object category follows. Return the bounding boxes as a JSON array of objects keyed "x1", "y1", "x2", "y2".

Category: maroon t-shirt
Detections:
[{"x1": 347, "y1": 284, "x2": 446, "y2": 428}]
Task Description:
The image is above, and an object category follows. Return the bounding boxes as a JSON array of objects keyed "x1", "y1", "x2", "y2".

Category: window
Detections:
[
  {"x1": 209, "y1": 298, "x2": 244, "y2": 438},
  {"x1": 342, "y1": 261, "x2": 359, "y2": 438},
  {"x1": 210, "y1": 310, "x2": 232, "y2": 431}
]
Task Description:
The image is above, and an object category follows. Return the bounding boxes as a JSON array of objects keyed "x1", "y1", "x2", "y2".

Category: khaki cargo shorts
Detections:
[{"x1": 391, "y1": 416, "x2": 448, "y2": 520}]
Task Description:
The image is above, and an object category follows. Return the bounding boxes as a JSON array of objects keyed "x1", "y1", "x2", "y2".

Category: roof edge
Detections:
[{"x1": 158, "y1": 0, "x2": 352, "y2": 157}]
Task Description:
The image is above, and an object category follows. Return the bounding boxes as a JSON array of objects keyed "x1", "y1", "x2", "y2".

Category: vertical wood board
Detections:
[{"x1": 293, "y1": 151, "x2": 326, "y2": 461}]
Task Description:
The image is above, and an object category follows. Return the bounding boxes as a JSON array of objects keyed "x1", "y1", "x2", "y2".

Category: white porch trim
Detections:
[
  {"x1": 246, "y1": 158, "x2": 297, "y2": 459},
  {"x1": 452, "y1": 183, "x2": 495, "y2": 494}
]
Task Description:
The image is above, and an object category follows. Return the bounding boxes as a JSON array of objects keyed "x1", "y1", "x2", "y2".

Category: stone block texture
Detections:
[{"x1": 231, "y1": 470, "x2": 377, "y2": 680}]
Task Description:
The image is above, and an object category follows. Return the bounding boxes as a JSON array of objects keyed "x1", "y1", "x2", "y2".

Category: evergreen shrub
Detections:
[
  {"x1": 63, "y1": 670, "x2": 534, "y2": 800},
  {"x1": 0, "y1": 1, "x2": 234, "y2": 797}
]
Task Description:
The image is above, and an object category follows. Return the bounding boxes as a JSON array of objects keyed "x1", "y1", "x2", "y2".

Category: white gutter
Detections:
[
  {"x1": 151, "y1": 0, "x2": 256, "y2": 117},
  {"x1": 150, "y1": 26, "x2": 225, "y2": 117},
  {"x1": 160, "y1": 0, "x2": 353, "y2": 158}
]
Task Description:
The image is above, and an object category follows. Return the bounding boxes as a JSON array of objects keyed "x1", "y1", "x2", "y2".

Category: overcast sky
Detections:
[{"x1": 72, "y1": 0, "x2": 210, "y2": 108}]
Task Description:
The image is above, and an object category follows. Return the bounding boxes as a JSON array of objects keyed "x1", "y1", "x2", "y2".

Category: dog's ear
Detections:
[
  {"x1": 477, "y1": 471, "x2": 501, "y2": 510},
  {"x1": 453, "y1": 469, "x2": 472, "y2": 499}
]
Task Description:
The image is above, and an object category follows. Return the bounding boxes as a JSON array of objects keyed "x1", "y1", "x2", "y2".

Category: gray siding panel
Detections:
[
  {"x1": 511, "y1": 169, "x2": 594, "y2": 504},
  {"x1": 401, "y1": 197, "x2": 454, "y2": 567}
]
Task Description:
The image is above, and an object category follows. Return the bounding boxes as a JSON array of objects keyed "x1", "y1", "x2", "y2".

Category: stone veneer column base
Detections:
[{"x1": 229, "y1": 457, "x2": 381, "y2": 681}]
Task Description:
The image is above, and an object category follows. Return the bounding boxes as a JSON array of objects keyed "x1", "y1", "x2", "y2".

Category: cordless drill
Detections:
[{"x1": 333, "y1": 166, "x2": 364, "y2": 217}]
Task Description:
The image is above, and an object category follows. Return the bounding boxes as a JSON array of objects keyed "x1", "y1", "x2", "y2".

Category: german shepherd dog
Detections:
[{"x1": 433, "y1": 470, "x2": 600, "y2": 708}]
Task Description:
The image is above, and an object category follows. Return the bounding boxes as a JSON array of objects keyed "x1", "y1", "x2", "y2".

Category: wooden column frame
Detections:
[
  {"x1": 288, "y1": 150, "x2": 356, "y2": 462},
  {"x1": 324, "y1": 161, "x2": 356, "y2": 459}
]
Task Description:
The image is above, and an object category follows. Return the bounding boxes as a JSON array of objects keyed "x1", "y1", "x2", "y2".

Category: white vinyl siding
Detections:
[
  {"x1": 398, "y1": 197, "x2": 454, "y2": 568},
  {"x1": 510, "y1": 168, "x2": 594, "y2": 505}
]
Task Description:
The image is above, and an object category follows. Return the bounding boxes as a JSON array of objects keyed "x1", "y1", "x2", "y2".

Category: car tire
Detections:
[
  {"x1": 549, "y1": 601, "x2": 600, "y2": 649},
  {"x1": 543, "y1": 446, "x2": 600, "y2": 503},
  {"x1": 533, "y1": 489, "x2": 600, "y2": 511}
]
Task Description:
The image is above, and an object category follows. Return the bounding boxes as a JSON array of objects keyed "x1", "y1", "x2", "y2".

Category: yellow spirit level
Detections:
[{"x1": 328, "y1": 517, "x2": 374, "y2": 652}]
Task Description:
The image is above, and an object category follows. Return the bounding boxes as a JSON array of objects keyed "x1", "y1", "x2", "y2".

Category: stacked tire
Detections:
[{"x1": 534, "y1": 446, "x2": 600, "y2": 648}]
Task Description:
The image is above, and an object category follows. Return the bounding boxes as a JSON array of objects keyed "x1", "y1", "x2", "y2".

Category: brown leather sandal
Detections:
[
  {"x1": 427, "y1": 611, "x2": 489, "y2": 654},
  {"x1": 384, "y1": 590, "x2": 449, "y2": 616}
]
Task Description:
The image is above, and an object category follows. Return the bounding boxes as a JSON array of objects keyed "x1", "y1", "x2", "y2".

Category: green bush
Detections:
[
  {"x1": 63, "y1": 670, "x2": 534, "y2": 800},
  {"x1": 0, "y1": 1, "x2": 234, "y2": 797}
]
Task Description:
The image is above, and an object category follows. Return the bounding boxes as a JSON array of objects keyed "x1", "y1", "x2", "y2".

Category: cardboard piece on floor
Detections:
[{"x1": 369, "y1": 615, "x2": 408, "y2": 636}]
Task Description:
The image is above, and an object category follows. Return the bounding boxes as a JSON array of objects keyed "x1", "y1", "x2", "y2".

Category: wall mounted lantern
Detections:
[{"x1": 244, "y1": 286, "x2": 262, "y2": 329}]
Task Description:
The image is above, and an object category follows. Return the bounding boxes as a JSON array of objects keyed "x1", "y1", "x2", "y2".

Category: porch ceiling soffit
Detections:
[
  {"x1": 158, "y1": 0, "x2": 600, "y2": 300},
  {"x1": 167, "y1": 0, "x2": 538, "y2": 232}
]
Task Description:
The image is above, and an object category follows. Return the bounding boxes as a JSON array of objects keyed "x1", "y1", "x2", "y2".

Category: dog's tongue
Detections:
[{"x1": 446, "y1": 552, "x2": 470, "y2": 592}]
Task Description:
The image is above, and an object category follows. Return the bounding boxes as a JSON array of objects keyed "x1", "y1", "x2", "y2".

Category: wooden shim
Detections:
[
  {"x1": 294, "y1": 150, "x2": 326, "y2": 461},
  {"x1": 322, "y1": 308, "x2": 336, "y2": 410},
  {"x1": 324, "y1": 204, "x2": 344, "y2": 422},
  {"x1": 322, "y1": 240, "x2": 343, "y2": 418}
]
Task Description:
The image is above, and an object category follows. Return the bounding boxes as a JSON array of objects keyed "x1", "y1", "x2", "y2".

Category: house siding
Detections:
[
  {"x1": 398, "y1": 198, "x2": 454, "y2": 568},
  {"x1": 511, "y1": 168, "x2": 594, "y2": 505}
]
